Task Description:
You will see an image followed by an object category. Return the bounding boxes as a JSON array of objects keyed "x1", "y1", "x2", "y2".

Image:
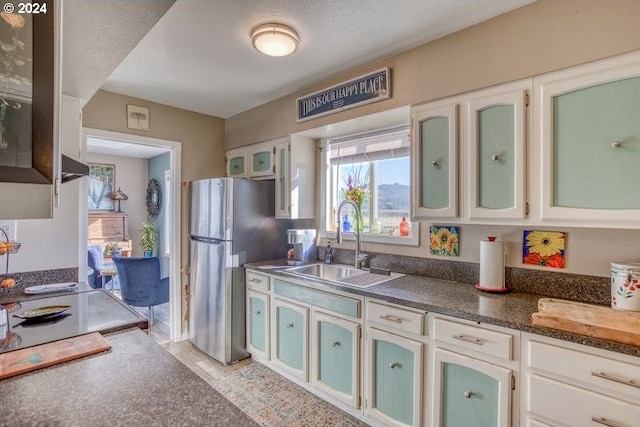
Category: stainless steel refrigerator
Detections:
[{"x1": 189, "y1": 177, "x2": 289, "y2": 364}]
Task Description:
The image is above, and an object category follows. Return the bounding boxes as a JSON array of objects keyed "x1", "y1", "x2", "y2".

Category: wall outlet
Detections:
[{"x1": 0, "y1": 221, "x2": 17, "y2": 241}]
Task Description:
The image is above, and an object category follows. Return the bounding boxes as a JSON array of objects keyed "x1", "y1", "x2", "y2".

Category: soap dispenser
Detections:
[{"x1": 324, "y1": 240, "x2": 334, "y2": 264}]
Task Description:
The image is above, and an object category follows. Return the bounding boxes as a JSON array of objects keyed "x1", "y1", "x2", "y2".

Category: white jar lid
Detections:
[{"x1": 611, "y1": 262, "x2": 640, "y2": 274}]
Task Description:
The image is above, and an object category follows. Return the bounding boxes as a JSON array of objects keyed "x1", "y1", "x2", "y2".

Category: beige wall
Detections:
[
  {"x1": 86, "y1": 153, "x2": 148, "y2": 257},
  {"x1": 83, "y1": 90, "x2": 225, "y2": 328},
  {"x1": 225, "y1": 0, "x2": 640, "y2": 279},
  {"x1": 226, "y1": 0, "x2": 640, "y2": 147}
]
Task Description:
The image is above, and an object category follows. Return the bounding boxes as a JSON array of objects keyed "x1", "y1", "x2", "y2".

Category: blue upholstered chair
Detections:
[
  {"x1": 112, "y1": 256, "x2": 169, "y2": 325},
  {"x1": 87, "y1": 245, "x2": 109, "y2": 289}
]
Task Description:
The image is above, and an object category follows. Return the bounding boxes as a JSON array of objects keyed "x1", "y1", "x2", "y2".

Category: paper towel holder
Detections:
[{"x1": 476, "y1": 235, "x2": 509, "y2": 294}]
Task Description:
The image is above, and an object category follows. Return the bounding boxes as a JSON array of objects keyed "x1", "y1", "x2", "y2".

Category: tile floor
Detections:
[{"x1": 117, "y1": 297, "x2": 366, "y2": 426}]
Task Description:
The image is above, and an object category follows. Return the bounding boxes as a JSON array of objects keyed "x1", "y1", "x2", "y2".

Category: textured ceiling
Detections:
[
  {"x1": 91, "y1": 0, "x2": 536, "y2": 119},
  {"x1": 61, "y1": 0, "x2": 175, "y2": 105}
]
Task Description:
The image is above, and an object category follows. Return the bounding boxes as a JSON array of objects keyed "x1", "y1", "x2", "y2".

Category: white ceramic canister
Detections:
[{"x1": 611, "y1": 262, "x2": 640, "y2": 311}]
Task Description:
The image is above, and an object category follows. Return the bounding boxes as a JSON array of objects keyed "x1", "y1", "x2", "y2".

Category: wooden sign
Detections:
[{"x1": 297, "y1": 68, "x2": 390, "y2": 122}]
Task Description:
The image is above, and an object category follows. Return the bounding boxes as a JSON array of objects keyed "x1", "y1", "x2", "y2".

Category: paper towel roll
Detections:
[{"x1": 479, "y1": 237, "x2": 505, "y2": 290}]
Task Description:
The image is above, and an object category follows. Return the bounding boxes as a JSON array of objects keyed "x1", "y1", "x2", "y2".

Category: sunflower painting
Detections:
[
  {"x1": 523, "y1": 230, "x2": 566, "y2": 268},
  {"x1": 430, "y1": 225, "x2": 459, "y2": 256}
]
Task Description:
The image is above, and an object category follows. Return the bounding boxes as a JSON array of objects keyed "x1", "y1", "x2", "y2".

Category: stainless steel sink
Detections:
[
  {"x1": 284, "y1": 263, "x2": 403, "y2": 288},
  {"x1": 285, "y1": 263, "x2": 365, "y2": 281}
]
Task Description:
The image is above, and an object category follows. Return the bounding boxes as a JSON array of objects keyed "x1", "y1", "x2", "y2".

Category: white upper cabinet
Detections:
[
  {"x1": 274, "y1": 135, "x2": 315, "y2": 219},
  {"x1": 411, "y1": 99, "x2": 459, "y2": 219},
  {"x1": 464, "y1": 79, "x2": 530, "y2": 221},
  {"x1": 534, "y1": 50, "x2": 640, "y2": 227},
  {"x1": 247, "y1": 142, "x2": 275, "y2": 179},
  {"x1": 225, "y1": 147, "x2": 247, "y2": 178}
]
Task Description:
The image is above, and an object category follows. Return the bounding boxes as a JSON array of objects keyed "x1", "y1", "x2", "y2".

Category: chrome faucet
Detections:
[{"x1": 336, "y1": 199, "x2": 368, "y2": 269}]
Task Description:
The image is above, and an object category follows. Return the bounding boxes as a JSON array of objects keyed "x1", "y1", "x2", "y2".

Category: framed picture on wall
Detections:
[{"x1": 88, "y1": 163, "x2": 115, "y2": 211}]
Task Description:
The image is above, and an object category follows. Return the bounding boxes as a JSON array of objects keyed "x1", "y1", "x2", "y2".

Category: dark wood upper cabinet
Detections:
[{"x1": 0, "y1": 0, "x2": 55, "y2": 184}]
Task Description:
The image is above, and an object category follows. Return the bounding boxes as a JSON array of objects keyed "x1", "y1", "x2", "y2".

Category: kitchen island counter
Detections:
[{"x1": 1, "y1": 327, "x2": 257, "y2": 426}]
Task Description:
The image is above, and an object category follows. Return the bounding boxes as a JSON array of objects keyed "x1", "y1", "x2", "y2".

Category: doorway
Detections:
[{"x1": 81, "y1": 127, "x2": 183, "y2": 342}]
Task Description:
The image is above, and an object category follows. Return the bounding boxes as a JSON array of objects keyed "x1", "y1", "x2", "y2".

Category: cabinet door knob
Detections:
[
  {"x1": 431, "y1": 160, "x2": 439, "y2": 167},
  {"x1": 254, "y1": 310, "x2": 261, "y2": 316},
  {"x1": 491, "y1": 154, "x2": 500, "y2": 161},
  {"x1": 330, "y1": 341, "x2": 340, "y2": 347},
  {"x1": 611, "y1": 140, "x2": 622, "y2": 148},
  {"x1": 463, "y1": 391, "x2": 473, "y2": 399},
  {"x1": 286, "y1": 323, "x2": 294, "y2": 329},
  {"x1": 389, "y1": 361, "x2": 400, "y2": 369}
]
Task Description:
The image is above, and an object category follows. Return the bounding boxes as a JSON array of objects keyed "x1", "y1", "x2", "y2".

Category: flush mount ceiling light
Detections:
[{"x1": 251, "y1": 23, "x2": 298, "y2": 57}]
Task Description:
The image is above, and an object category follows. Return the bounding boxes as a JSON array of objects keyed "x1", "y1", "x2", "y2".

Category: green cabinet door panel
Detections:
[
  {"x1": 477, "y1": 105, "x2": 515, "y2": 210},
  {"x1": 277, "y1": 305, "x2": 304, "y2": 370},
  {"x1": 318, "y1": 320, "x2": 353, "y2": 395},
  {"x1": 420, "y1": 116, "x2": 450, "y2": 209},
  {"x1": 229, "y1": 156, "x2": 245, "y2": 176},
  {"x1": 252, "y1": 151, "x2": 271, "y2": 173},
  {"x1": 249, "y1": 295, "x2": 266, "y2": 352},
  {"x1": 278, "y1": 145, "x2": 287, "y2": 211},
  {"x1": 442, "y1": 363, "x2": 499, "y2": 427},
  {"x1": 553, "y1": 77, "x2": 640, "y2": 209},
  {"x1": 373, "y1": 339, "x2": 415, "y2": 425}
]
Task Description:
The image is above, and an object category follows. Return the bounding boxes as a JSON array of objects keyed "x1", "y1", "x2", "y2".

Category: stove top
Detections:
[{"x1": 0, "y1": 290, "x2": 146, "y2": 353}]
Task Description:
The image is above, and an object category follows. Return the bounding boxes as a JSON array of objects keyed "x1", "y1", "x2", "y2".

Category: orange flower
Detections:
[{"x1": 1, "y1": 12, "x2": 25, "y2": 29}]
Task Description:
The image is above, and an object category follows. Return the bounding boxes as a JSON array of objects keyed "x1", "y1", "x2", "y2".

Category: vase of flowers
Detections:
[{"x1": 343, "y1": 165, "x2": 369, "y2": 232}]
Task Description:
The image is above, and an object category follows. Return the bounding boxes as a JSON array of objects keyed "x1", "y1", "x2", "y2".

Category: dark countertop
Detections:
[
  {"x1": 246, "y1": 260, "x2": 640, "y2": 358},
  {"x1": 1, "y1": 328, "x2": 258, "y2": 427}
]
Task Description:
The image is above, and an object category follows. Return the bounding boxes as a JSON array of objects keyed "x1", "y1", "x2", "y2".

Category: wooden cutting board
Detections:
[
  {"x1": 0, "y1": 332, "x2": 111, "y2": 380},
  {"x1": 532, "y1": 298, "x2": 640, "y2": 347}
]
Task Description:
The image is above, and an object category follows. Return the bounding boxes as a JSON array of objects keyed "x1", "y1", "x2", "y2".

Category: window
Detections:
[{"x1": 322, "y1": 126, "x2": 418, "y2": 245}]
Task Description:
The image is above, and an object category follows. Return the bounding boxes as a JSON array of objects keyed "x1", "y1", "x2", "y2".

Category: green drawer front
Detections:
[
  {"x1": 477, "y1": 104, "x2": 515, "y2": 209},
  {"x1": 276, "y1": 305, "x2": 304, "y2": 370},
  {"x1": 442, "y1": 363, "x2": 499, "y2": 427},
  {"x1": 252, "y1": 151, "x2": 271, "y2": 173},
  {"x1": 274, "y1": 280, "x2": 359, "y2": 318},
  {"x1": 553, "y1": 77, "x2": 640, "y2": 209},
  {"x1": 420, "y1": 116, "x2": 450, "y2": 209},
  {"x1": 318, "y1": 320, "x2": 353, "y2": 395},
  {"x1": 249, "y1": 296, "x2": 266, "y2": 352},
  {"x1": 229, "y1": 156, "x2": 245, "y2": 175},
  {"x1": 374, "y1": 339, "x2": 414, "y2": 425}
]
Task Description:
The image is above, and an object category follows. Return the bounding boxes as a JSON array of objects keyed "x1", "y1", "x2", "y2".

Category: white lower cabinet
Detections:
[
  {"x1": 271, "y1": 297, "x2": 309, "y2": 381},
  {"x1": 310, "y1": 310, "x2": 361, "y2": 409},
  {"x1": 432, "y1": 348, "x2": 512, "y2": 427},
  {"x1": 365, "y1": 299, "x2": 427, "y2": 427},
  {"x1": 522, "y1": 333, "x2": 640, "y2": 427},
  {"x1": 429, "y1": 314, "x2": 519, "y2": 427}
]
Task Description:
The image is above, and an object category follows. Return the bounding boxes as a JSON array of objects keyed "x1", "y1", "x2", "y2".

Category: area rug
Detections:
[{"x1": 211, "y1": 362, "x2": 367, "y2": 427}]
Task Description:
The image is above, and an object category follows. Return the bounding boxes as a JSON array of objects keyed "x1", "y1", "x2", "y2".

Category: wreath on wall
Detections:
[{"x1": 146, "y1": 178, "x2": 162, "y2": 219}]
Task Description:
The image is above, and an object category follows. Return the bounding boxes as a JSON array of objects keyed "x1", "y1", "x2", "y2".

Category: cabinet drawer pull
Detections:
[
  {"x1": 379, "y1": 314, "x2": 403, "y2": 324},
  {"x1": 591, "y1": 416, "x2": 625, "y2": 427},
  {"x1": 452, "y1": 334, "x2": 484, "y2": 346},
  {"x1": 330, "y1": 341, "x2": 340, "y2": 347},
  {"x1": 286, "y1": 323, "x2": 294, "y2": 329},
  {"x1": 591, "y1": 371, "x2": 640, "y2": 389},
  {"x1": 389, "y1": 361, "x2": 400, "y2": 369},
  {"x1": 463, "y1": 391, "x2": 473, "y2": 399},
  {"x1": 249, "y1": 278, "x2": 262, "y2": 283},
  {"x1": 611, "y1": 141, "x2": 622, "y2": 148}
]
